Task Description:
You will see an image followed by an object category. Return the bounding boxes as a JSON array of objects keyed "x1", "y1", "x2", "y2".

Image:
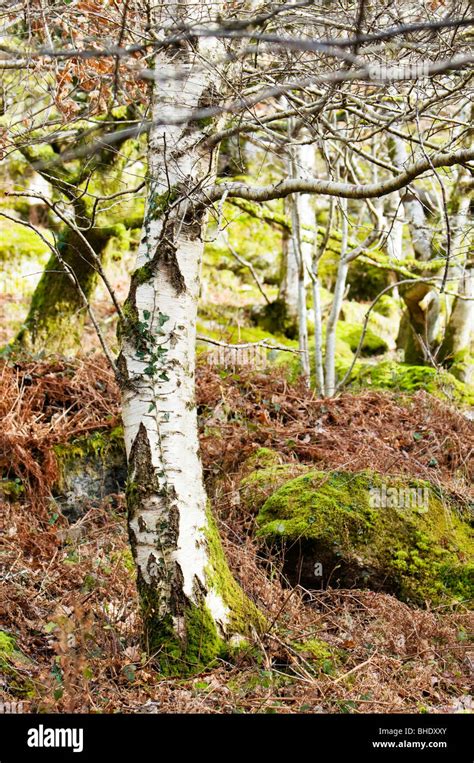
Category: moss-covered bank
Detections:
[{"x1": 346, "y1": 361, "x2": 474, "y2": 406}]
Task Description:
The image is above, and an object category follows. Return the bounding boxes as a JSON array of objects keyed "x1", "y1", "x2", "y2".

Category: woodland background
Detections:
[{"x1": 0, "y1": 0, "x2": 473, "y2": 714}]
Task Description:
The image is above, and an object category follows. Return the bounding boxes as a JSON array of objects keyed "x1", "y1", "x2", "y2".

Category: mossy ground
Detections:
[
  {"x1": 239, "y1": 452, "x2": 307, "y2": 515},
  {"x1": 337, "y1": 321, "x2": 388, "y2": 356},
  {"x1": 1, "y1": 359, "x2": 472, "y2": 711}
]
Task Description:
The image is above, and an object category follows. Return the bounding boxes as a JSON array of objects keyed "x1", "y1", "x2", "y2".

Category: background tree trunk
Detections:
[
  {"x1": 280, "y1": 138, "x2": 315, "y2": 343},
  {"x1": 16, "y1": 225, "x2": 107, "y2": 355},
  {"x1": 324, "y1": 198, "x2": 348, "y2": 396},
  {"x1": 389, "y1": 134, "x2": 440, "y2": 364}
]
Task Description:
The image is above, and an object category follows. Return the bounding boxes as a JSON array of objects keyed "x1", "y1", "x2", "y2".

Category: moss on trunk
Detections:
[
  {"x1": 132, "y1": 500, "x2": 264, "y2": 676},
  {"x1": 15, "y1": 227, "x2": 109, "y2": 355}
]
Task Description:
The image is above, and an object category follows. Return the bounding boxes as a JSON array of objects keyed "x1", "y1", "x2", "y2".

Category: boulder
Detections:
[
  {"x1": 256, "y1": 469, "x2": 473, "y2": 606},
  {"x1": 53, "y1": 427, "x2": 126, "y2": 521}
]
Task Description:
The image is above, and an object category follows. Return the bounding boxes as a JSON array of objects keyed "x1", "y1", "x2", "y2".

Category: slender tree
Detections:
[{"x1": 117, "y1": 0, "x2": 262, "y2": 672}]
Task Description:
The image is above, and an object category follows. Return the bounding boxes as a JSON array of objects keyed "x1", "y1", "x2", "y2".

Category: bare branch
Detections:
[{"x1": 209, "y1": 147, "x2": 474, "y2": 203}]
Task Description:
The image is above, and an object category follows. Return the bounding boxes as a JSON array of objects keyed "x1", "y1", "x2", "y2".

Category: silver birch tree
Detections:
[{"x1": 118, "y1": 0, "x2": 262, "y2": 674}]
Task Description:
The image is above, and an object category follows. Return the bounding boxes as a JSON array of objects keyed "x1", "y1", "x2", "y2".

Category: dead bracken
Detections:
[{"x1": 1, "y1": 358, "x2": 472, "y2": 713}]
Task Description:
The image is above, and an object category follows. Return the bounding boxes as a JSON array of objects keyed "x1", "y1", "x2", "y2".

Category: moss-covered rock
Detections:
[
  {"x1": 346, "y1": 361, "x2": 474, "y2": 406},
  {"x1": 449, "y1": 351, "x2": 474, "y2": 387},
  {"x1": 373, "y1": 294, "x2": 400, "y2": 319},
  {"x1": 337, "y1": 322, "x2": 388, "y2": 356},
  {"x1": 346, "y1": 258, "x2": 391, "y2": 301},
  {"x1": 341, "y1": 300, "x2": 399, "y2": 351},
  {"x1": 53, "y1": 427, "x2": 126, "y2": 520},
  {"x1": 256, "y1": 469, "x2": 473, "y2": 606},
  {"x1": 251, "y1": 299, "x2": 298, "y2": 340}
]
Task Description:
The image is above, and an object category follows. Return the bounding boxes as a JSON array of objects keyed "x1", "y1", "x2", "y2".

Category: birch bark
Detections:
[
  {"x1": 118, "y1": 1, "x2": 261, "y2": 673},
  {"x1": 280, "y1": 138, "x2": 316, "y2": 340},
  {"x1": 324, "y1": 197, "x2": 348, "y2": 396}
]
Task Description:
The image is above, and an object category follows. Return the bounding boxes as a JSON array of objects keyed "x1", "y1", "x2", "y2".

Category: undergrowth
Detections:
[{"x1": 1, "y1": 357, "x2": 472, "y2": 713}]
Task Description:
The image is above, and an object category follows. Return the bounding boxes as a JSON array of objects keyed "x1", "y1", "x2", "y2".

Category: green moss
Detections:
[
  {"x1": 240, "y1": 461, "x2": 307, "y2": 514},
  {"x1": 138, "y1": 587, "x2": 225, "y2": 677},
  {"x1": 347, "y1": 258, "x2": 391, "y2": 300},
  {"x1": 232, "y1": 325, "x2": 288, "y2": 345},
  {"x1": 292, "y1": 638, "x2": 339, "y2": 675},
  {"x1": 337, "y1": 322, "x2": 388, "y2": 356},
  {"x1": 373, "y1": 294, "x2": 400, "y2": 318},
  {"x1": 204, "y1": 502, "x2": 266, "y2": 638},
  {"x1": 135, "y1": 502, "x2": 264, "y2": 677},
  {"x1": 54, "y1": 427, "x2": 124, "y2": 466},
  {"x1": 0, "y1": 478, "x2": 24, "y2": 500},
  {"x1": 53, "y1": 426, "x2": 125, "y2": 494},
  {"x1": 0, "y1": 219, "x2": 52, "y2": 263},
  {"x1": 196, "y1": 316, "x2": 295, "y2": 365},
  {"x1": 256, "y1": 469, "x2": 473, "y2": 606},
  {"x1": 204, "y1": 201, "x2": 284, "y2": 286},
  {"x1": 243, "y1": 448, "x2": 283, "y2": 471},
  {"x1": 0, "y1": 631, "x2": 15, "y2": 659},
  {"x1": 275, "y1": 333, "x2": 354, "y2": 386},
  {"x1": 254, "y1": 299, "x2": 298, "y2": 340},
  {"x1": 347, "y1": 361, "x2": 474, "y2": 406},
  {"x1": 0, "y1": 630, "x2": 35, "y2": 698},
  {"x1": 133, "y1": 263, "x2": 153, "y2": 286},
  {"x1": 196, "y1": 115, "x2": 214, "y2": 128},
  {"x1": 449, "y1": 351, "x2": 474, "y2": 387},
  {"x1": 294, "y1": 638, "x2": 332, "y2": 661},
  {"x1": 14, "y1": 226, "x2": 106, "y2": 354}
]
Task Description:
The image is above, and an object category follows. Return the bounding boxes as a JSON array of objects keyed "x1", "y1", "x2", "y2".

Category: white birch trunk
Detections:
[
  {"x1": 441, "y1": 266, "x2": 473, "y2": 374},
  {"x1": 383, "y1": 192, "x2": 404, "y2": 264},
  {"x1": 288, "y1": 184, "x2": 310, "y2": 381},
  {"x1": 382, "y1": 191, "x2": 405, "y2": 300},
  {"x1": 310, "y1": 199, "x2": 333, "y2": 396},
  {"x1": 281, "y1": 139, "x2": 316, "y2": 331},
  {"x1": 324, "y1": 198, "x2": 349, "y2": 397},
  {"x1": 311, "y1": 269, "x2": 325, "y2": 395},
  {"x1": 118, "y1": 2, "x2": 260, "y2": 673},
  {"x1": 440, "y1": 103, "x2": 473, "y2": 374}
]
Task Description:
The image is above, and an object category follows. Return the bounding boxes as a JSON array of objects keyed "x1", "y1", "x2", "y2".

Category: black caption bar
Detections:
[{"x1": 0, "y1": 712, "x2": 471, "y2": 761}]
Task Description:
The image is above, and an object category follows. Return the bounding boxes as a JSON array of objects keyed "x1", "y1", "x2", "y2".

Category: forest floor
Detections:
[{"x1": 1, "y1": 356, "x2": 473, "y2": 714}]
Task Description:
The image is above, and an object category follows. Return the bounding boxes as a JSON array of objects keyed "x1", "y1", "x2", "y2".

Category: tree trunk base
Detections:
[{"x1": 136, "y1": 504, "x2": 264, "y2": 676}]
